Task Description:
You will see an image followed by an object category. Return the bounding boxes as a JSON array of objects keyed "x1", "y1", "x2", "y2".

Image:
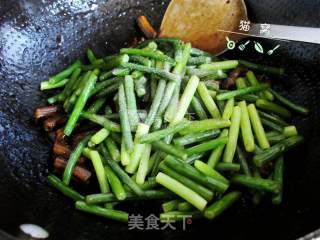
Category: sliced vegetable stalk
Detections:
[
  {"x1": 64, "y1": 72, "x2": 97, "y2": 136},
  {"x1": 120, "y1": 138, "x2": 131, "y2": 166},
  {"x1": 164, "y1": 156, "x2": 229, "y2": 192},
  {"x1": 246, "y1": 71, "x2": 273, "y2": 101},
  {"x1": 105, "y1": 165, "x2": 126, "y2": 200},
  {"x1": 247, "y1": 104, "x2": 270, "y2": 149},
  {"x1": 121, "y1": 63, "x2": 181, "y2": 82},
  {"x1": 75, "y1": 201, "x2": 128, "y2": 222},
  {"x1": 162, "y1": 200, "x2": 180, "y2": 213},
  {"x1": 174, "y1": 129, "x2": 220, "y2": 146},
  {"x1": 256, "y1": 99, "x2": 292, "y2": 119},
  {"x1": 283, "y1": 125, "x2": 298, "y2": 137},
  {"x1": 222, "y1": 98, "x2": 234, "y2": 120},
  {"x1": 272, "y1": 156, "x2": 284, "y2": 205},
  {"x1": 145, "y1": 79, "x2": 167, "y2": 126},
  {"x1": 223, "y1": 106, "x2": 241, "y2": 163},
  {"x1": 87, "y1": 149, "x2": 110, "y2": 193},
  {"x1": 118, "y1": 83, "x2": 134, "y2": 152},
  {"x1": 270, "y1": 89, "x2": 309, "y2": 115},
  {"x1": 156, "y1": 44, "x2": 191, "y2": 125},
  {"x1": 258, "y1": 110, "x2": 288, "y2": 127},
  {"x1": 88, "y1": 128, "x2": 110, "y2": 147},
  {"x1": 48, "y1": 60, "x2": 81, "y2": 85},
  {"x1": 87, "y1": 48, "x2": 97, "y2": 63},
  {"x1": 156, "y1": 172, "x2": 207, "y2": 211},
  {"x1": 180, "y1": 119, "x2": 231, "y2": 135},
  {"x1": 253, "y1": 135, "x2": 303, "y2": 167},
  {"x1": 204, "y1": 191, "x2": 241, "y2": 220},
  {"x1": 104, "y1": 137, "x2": 120, "y2": 162},
  {"x1": 178, "y1": 202, "x2": 195, "y2": 212},
  {"x1": 86, "y1": 190, "x2": 174, "y2": 204},
  {"x1": 194, "y1": 160, "x2": 229, "y2": 184},
  {"x1": 159, "y1": 162, "x2": 214, "y2": 201},
  {"x1": 164, "y1": 81, "x2": 180, "y2": 123},
  {"x1": 197, "y1": 81, "x2": 221, "y2": 118},
  {"x1": 63, "y1": 71, "x2": 90, "y2": 112},
  {"x1": 215, "y1": 162, "x2": 241, "y2": 172},
  {"x1": 124, "y1": 75, "x2": 140, "y2": 130},
  {"x1": 63, "y1": 135, "x2": 91, "y2": 185},
  {"x1": 41, "y1": 78, "x2": 69, "y2": 91},
  {"x1": 87, "y1": 98, "x2": 106, "y2": 114},
  {"x1": 125, "y1": 123, "x2": 150, "y2": 174},
  {"x1": 171, "y1": 75, "x2": 200, "y2": 125},
  {"x1": 136, "y1": 144, "x2": 152, "y2": 184},
  {"x1": 235, "y1": 77, "x2": 247, "y2": 89},
  {"x1": 236, "y1": 146, "x2": 251, "y2": 176},
  {"x1": 199, "y1": 60, "x2": 239, "y2": 71},
  {"x1": 190, "y1": 96, "x2": 208, "y2": 120},
  {"x1": 239, "y1": 59, "x2": 284, "y2": 76},
  {"x1": 121, "y1": 48, "x2": 175, "y2": 64},
  {"x1": 207, "y1": 129, "x2": 229, "y2": 168},
  {"x1": 140, "y1": 120, "x2": 190, "y2": 143},
  {"x1": 186, "y1": 137, "x2": 228, "y2": 156},
  {"x1": 81, "y1": 112, "x2": 121, "y2": 132},
  {"x1": 48, "y1": 175, "x2": 84, "y2": 201},
  {"x1": 238, "y1": 101, "x2": 255, "y2": 152},
  {"x1": 100, "y1": 146, "x2": 144, "y2": 196},
  {"x1": 104, "y1": 54, "x2": 129, "y2": 71},
  {"x1": 216, "y1": 84, "x2": 269, "y2": 101},
  {"x1": 152, "y1": 141, "x2": 188, "y2": 160},
  {"x1": 231, "y1": 174, "x2": 280, "y2": 193}
]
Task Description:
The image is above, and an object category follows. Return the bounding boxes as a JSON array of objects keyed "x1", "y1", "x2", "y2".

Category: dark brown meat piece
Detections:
[
  {"x1": 33, "y1": 105, "x2": 62, "y2": 120},
  {"x1": 137, "y1": 15, "x2": 158, "y2": 39},
  {"x1": 224, "y1": 66, "x2": 247, "y2": 89},
  {"x1": 53, "y1": 142, "x2": 71, "y2": 158},
  {"x1": 43, "y1": 114, "x2": 66, "y2": 131},
  {"x1": 54, "y1": 157, "x2": 91, "y2": 183}
]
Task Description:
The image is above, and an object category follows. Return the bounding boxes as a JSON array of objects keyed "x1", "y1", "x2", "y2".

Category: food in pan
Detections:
[{"x1": 34, "y1": 17, "x2": 309, "y2": 223}]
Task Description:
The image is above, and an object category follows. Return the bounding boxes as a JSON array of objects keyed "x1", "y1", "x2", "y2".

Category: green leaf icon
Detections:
[{"x1": 254, "y1": 41, "x2": 264, "y2": 54}]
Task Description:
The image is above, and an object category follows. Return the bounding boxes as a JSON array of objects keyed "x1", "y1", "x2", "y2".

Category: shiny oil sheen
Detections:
[{"x1": 0, "y1": 0, "x2": 320, "y2": 239}]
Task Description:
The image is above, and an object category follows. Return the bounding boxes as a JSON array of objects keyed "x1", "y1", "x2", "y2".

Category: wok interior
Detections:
[{"x1": 0, "y1": 0, "x2": 319, "y2": 239}]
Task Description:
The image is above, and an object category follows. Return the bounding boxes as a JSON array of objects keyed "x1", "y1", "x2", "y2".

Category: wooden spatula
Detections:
[{"x1": 159, "y1": 0, "x2": 320, "y2": 55}]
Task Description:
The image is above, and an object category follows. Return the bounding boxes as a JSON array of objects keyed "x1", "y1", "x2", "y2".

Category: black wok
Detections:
[{"x1": 0, "y1": 0, "x2": 320, "y2": 239}]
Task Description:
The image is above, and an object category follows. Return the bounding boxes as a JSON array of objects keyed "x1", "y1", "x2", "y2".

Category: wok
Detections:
[{"x1": 0, "y1": 0, "x2": 320, "y2": 239}]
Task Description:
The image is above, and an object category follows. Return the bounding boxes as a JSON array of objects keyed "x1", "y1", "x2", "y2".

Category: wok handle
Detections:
[{"x1": 248, "y1": 23, "x2": 320, "y2": 44}]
